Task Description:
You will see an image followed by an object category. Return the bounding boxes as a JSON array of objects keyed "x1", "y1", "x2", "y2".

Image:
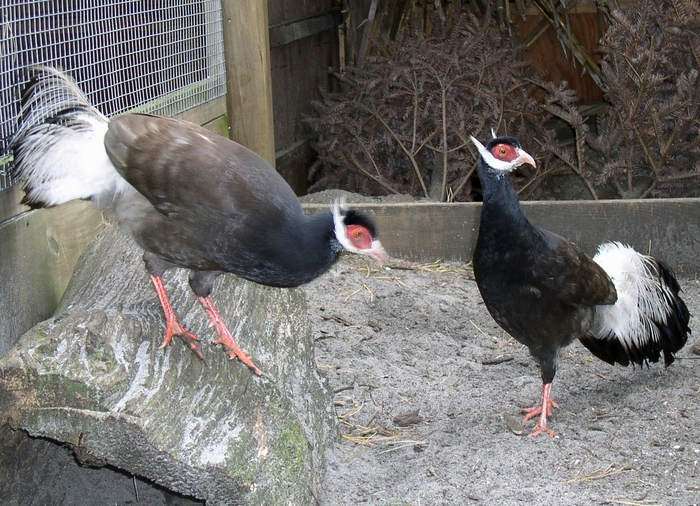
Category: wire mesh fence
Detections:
[{"x1": 0, "y1": 0, "x2": 226, "y2": 191}]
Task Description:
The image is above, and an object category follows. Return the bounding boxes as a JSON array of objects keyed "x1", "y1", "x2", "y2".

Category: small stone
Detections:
[{"x1": 393, "y1": 408, "x2": 423, "y2": 427}]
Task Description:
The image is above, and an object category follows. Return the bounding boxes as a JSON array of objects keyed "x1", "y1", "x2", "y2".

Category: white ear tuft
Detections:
[
  {"x1": 470, "y1": 135, "x2": 487, "y2": 155},
  {"x1": 490, "y1": 128, "x2": 497, "y2": 139},
  {"x1": 331, "y1": 198, "x2": 349, "y2": 248},
  {"x1": 331, "y1": 197, "x2": 347, "y2": 219},
  {"x1": 339, "y1": 196, "x2": 348, "y2": 210}
]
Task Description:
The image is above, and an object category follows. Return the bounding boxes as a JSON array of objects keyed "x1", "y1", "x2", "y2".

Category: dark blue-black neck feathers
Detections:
[
  {"x1": 476, "y1": 137, "x2": 530, "y2": 230},
  {"x1": 245, "y1": 210, "x2": 342, "y2": 288}
]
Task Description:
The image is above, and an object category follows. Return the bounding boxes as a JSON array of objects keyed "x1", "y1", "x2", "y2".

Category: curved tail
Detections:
[
  {"x1": 11, "y1": 66, "x2": 126, "y2": 208},
  {"x1": 580, "y1": 242, "x2": 691, "y2": 367}
]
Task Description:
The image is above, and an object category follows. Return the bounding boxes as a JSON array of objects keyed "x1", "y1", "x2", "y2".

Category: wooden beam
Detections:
[
  {"x1": 269, "y1": 12, "x2": 342, "y2": 48},
  {"x1": 220, "y1": 0, "x2": 276, "y2": 166},
  {"x1": 303, "y1": 198, "x2": 700, "y2": 276},
  {"x1": 357, "y1": 0, "x2": 380, "y2": 68},
  {"x1": 0, "y1": 202, "x2": 105, "y2": 355}
]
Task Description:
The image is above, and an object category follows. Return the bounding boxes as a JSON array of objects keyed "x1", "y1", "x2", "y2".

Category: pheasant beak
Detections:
[
  {"x1": 367, "y1": 239, "x2": 389, "y2": 265},
  {"x1": 515, "y1": 149, "x2": 537, "y2": 169}
]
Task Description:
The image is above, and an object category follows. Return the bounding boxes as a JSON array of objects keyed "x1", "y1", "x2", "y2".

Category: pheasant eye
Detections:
[
  {"x1": 492, "y1": 144, "x2": 515, "y2": 161},
  {"x1": 346, "y1": 225, "x2": 373, "y2": 249}
]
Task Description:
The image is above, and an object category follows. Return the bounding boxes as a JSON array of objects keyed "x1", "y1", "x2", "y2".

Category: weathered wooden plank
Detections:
[
  {"x1": 0, "y1": 202, "x2": 105, "y2": 356},
  {"x1": 303, "y1": 198, "x2": 700, "y2": 276},
  {"x1": 276, "y1": 138, "x2": 313, "y2": 194},
  {"x1": 0, "y1": 187, "x2": 29, "y2": 226},
  {"x1": 2, "y1": 197, "x2": 698, "y2": 358},
  {"x1": 514, "y1": 11, "x2": 604, "y2": 102},
  {"x1": 269, "y1": 12, "x2": 341, "y2": 47},
  {"x1": 265, "y1": 2, "x2": 339, "y2": 188},
  {"x1": 220, "y1": 0, "x2": 276, "y2": 165},
  {"x1": 357, "y1": 0, "x2": 380, "y2": 68},
  {"x1": 269, "y1": 27, "x2": 337, "y2": 188},
  {"x1": 173, "y1": 96, "x2": 227, "y2": 128}
]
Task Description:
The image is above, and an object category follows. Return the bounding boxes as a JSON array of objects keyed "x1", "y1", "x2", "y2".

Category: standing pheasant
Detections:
[{"x1": 470, "y1": 135, "x2": 690, "y2": 437}]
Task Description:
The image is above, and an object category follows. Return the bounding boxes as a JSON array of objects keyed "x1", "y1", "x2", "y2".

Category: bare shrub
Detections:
[
  {"x1": 537, "y1": 0, "x2": 700, "y2": 199},
  {"x1": 591, "y1": 0, "x2": 700, "y2": 198},
  {"x1": 307, "y1": 0, "x2": 700, "y2": 201},
  {"x1": 305, "y1": 12, "x2": 555, "y2": 202}
]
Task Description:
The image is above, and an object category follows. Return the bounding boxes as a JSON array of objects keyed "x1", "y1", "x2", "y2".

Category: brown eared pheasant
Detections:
[
  {"x1": 11, "y1": 66, "x2": 388, "y2": 375},
  {"x1": 470, "y1": 135, "x2": 690, "y2": 437}
]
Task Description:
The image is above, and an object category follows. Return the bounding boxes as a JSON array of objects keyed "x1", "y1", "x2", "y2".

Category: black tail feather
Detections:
[
  {"x1": 580, "y1": 331, "x2": 664, "y2": 368},
  {"x1": 579, "y1": 333, "x2": 632, "y2": 367},
  {"x1": 580, "y1": 256, "x2": 690, "y2": 368},
  {"x1": 655, "y1": 260, "x2": 691, "y2": 366}
]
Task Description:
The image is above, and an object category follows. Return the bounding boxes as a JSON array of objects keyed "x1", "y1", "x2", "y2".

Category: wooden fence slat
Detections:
[
  {"x1": 220, "y1": 0, "x2": 276, "y2": 165},
  {"x1": 269, "y1": 12, "x2": 342, "y2": 47}
]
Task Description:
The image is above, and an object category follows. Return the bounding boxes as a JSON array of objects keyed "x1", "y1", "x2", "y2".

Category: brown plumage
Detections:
[{"x1": 12, "y1": 66, "x2": 389, "y2": 373}]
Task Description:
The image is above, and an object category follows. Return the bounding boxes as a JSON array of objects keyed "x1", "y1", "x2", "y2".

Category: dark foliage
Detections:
[
  {"x1": 527, "y1": 79, "x2": 606, "y2": 199},
  {"x1": 592, "y1": 0, "x2": 700, "y2": 198},
  {"x1": 306, "y1": 0, "x2": 700, "y2": 201},
  {"x1": 538, "y1": 0, "x2": 700, "y2": 199},
  {"x1": 305, "y1": 12, "x2": 555, "y2": 202}
]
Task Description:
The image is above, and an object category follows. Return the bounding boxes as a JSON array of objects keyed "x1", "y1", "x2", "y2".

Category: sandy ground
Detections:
[
  {"x1": 308, "y1": 255, "x2": 700, "y2": 506},
  {"x1": 1, "y1": 254, "x2": 698, "y2": 505}
]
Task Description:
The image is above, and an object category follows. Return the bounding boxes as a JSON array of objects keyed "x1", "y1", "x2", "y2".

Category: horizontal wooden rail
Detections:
[
  {"x1": 303, "y1": 198, "x2": 700, "y2": 276},
  {"x1": 1, "y1": 198, "x2": 698, "y2": 357},
  {"x1": 269, "y1": 11, "x2": 342, "y2": 47}
]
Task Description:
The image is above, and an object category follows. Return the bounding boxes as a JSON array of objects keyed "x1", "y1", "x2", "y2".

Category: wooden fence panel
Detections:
[{"x1": 268, "y1": 0, "x2": 341, "y2": 193}]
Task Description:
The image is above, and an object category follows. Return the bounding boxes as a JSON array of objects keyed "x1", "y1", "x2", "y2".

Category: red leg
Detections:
[
  {"x1": 149, "y1": 275, "x2": 204, "y2": 360},
  {"x1": 197, "y1": 296, "x2": 262, "y2": 376},
  {"x1": 522, "y1": 382, "x2": 557, "y2": 437}
]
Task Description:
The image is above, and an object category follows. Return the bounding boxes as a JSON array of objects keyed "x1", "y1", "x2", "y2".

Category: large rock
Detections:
[{"x1": 0, "y1": 224, "x2": 336, "y2": 505}]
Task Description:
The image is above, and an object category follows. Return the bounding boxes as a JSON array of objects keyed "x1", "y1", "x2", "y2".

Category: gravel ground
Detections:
[{"x1": 307, "y1": 254, "x2": 700, "y2": 506}]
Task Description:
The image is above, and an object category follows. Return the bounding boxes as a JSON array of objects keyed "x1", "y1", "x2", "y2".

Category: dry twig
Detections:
[{"x1": 567, "y1": 462, "x2": 633, "y2": 484}]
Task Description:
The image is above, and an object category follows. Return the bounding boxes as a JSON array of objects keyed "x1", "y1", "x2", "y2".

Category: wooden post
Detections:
[{"x1": 220, "y1": 0, "x2": 276, "y2": 166}]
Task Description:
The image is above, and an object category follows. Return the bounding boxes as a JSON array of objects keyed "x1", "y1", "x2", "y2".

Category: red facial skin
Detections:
[
  {"x1": 491, "y1": 143, "x2": 519, "y2": 163},
  {"x1": 346, "y1": 224, "x2": 374, "y2": 250}
]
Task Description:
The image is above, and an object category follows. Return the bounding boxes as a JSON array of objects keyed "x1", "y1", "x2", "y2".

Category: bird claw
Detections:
[
  {"x1": 522, "y1": 407, "x2": 556, "y2": 437},
  {"x1": 176, "y1": 333, "x2": 206, "y2": 361},
  {"x1": 212, "y1": 339, "x2": 251, "y2": 359},
  {"x1": 159, "y1": 322, "x2": 205, "y2": 361},
  {"x1": 197, "y1": 295, "x2": 262, "y2": 376},
  {"x1": 213, "y1": 337, "x2": 262, "y2": 376},
  {"x1": 522, "y1": 383, "x2": 557, "y2": 436},
  {"x1": 528, "y1": 424, "x2": 555, "y2": 438},
  {"x1": 521, "y1": 406, "x2": 538, "y2": 423},
  {"x1": 521, "y1": 399, "x2": 558, "y2": 422}
]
